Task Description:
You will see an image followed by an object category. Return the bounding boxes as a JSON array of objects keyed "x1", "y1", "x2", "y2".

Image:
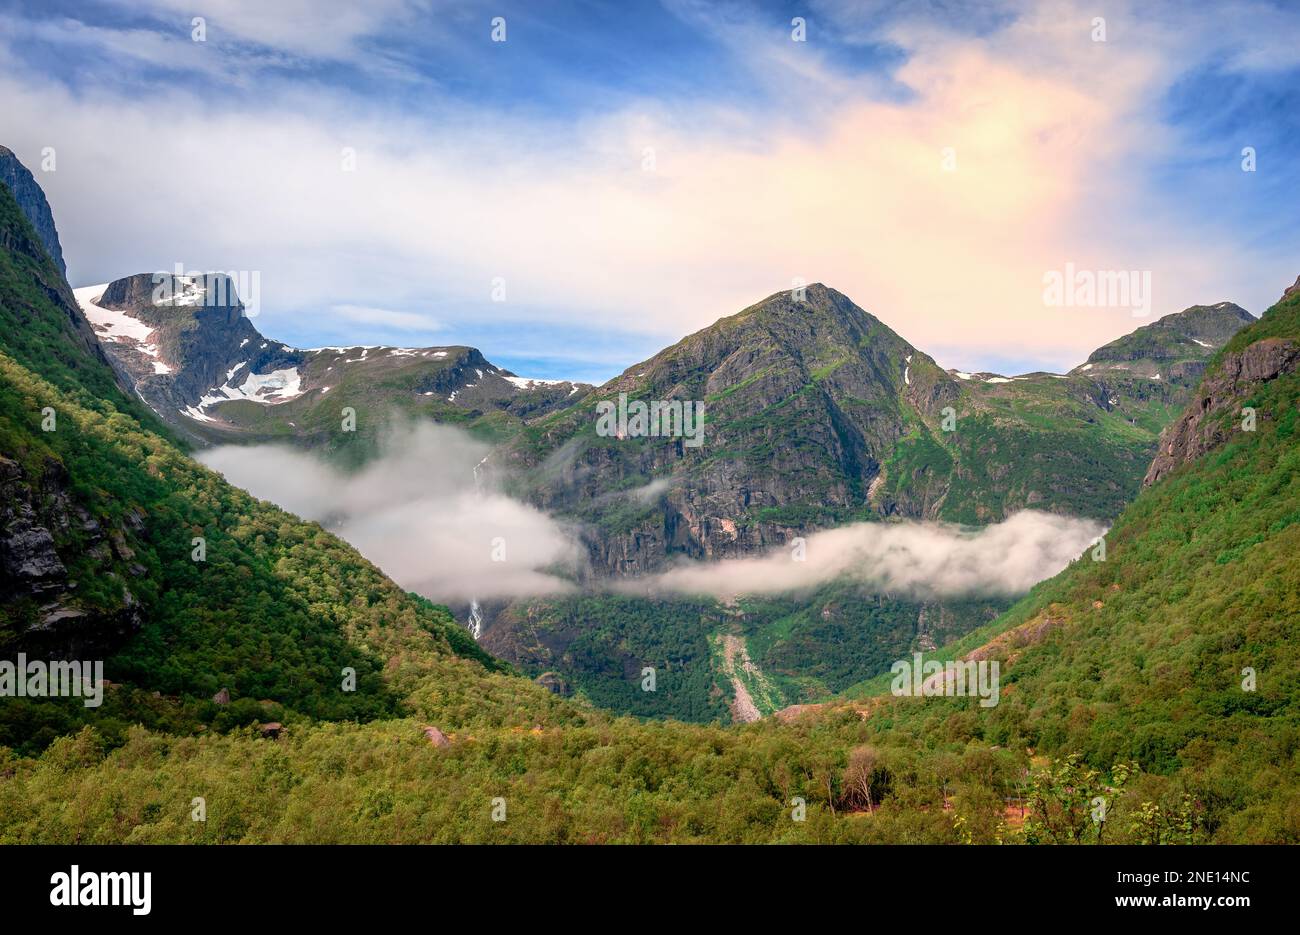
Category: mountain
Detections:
[
  {"x1": 0, "y1": 145, "x2": 66, "y2": 278},
  {"x1": 72, "y1": 274, "x2": 591, "y2": 457},
  {"x1": 73, "y1": 270, "x2": 1252, "y2": 568},
  {"x1": 467, "y1": 288, "x2": 1249, "y2": 721},
  {"x1": 1075, "y1": 301, "x2": 1255, "y2": 381},
  {"x1": 1144, "y1": 294, "x2": 1299, "y2": 486},
  {"x1": 502, "y1": 284, "x2": 1253, "y2": 578}
]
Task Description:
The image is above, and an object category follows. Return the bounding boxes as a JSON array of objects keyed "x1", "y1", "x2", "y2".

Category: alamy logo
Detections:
[
  {"x1": 1042, "y1": 262, "x2": 1152, "y2": 318},
  {"x1": 0, "y1": 655, "x2": 103, "y2": 707},
  {"x1": 50, "y1": 866, "x2": 151, "y2": 915},
  {"x1": 890, "y1": 652, "x2": 1000, "y2": 708},
  {"x1": 595, "y1": 392, "x2": 705, "y2": 448}
]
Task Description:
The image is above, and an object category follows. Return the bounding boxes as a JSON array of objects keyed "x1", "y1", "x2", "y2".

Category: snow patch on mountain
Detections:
[
  {"x1": 196, "y1": 366, "x2": 304, "y2": 412},
  {"x1": 504, "y1": 375, "x2": 566, "y2": 390},
  {"x1": 72, "y1": 284, "x2": 161, "y2": 355}
]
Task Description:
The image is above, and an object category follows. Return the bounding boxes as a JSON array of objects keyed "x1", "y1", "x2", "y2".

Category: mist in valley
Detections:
[{"x1": 201, "y1": 425, "x2": 1106, "y2": 611}]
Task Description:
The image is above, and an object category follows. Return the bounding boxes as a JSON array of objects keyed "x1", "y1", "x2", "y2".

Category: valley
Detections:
[
  {"x1": 63, "y1": 262, "x2": 1258, "y2": 723},
  {"x1": 1, "y1": 142, "x2": 1296, "y2": 844},
  {"x1": 62, "y1": 263, "x2": 1254, "y2": 722}
]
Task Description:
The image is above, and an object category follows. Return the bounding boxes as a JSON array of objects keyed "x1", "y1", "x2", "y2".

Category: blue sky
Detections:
[{"x1": 2, "y1": 0, "x2": 1299, "y2": 381}]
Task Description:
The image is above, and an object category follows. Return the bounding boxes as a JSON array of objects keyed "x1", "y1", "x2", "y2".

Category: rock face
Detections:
[
  {"x1": 534, "y1": 671, "x2": 572, "y2": 696},
  {"x1": 1145, "y1": 335, "x2": 1300, "y2": 487},
  {"x1": 502, "y1": 284, "x2": 944, "y2": 576},
  {"x1": 421, "y1": 725, "x2": 450, "y2": 747},
  {"x1": 1283, "y1": 276, "x2": 1300, "y2": 303},
  {"x1": 0, "y1": 456, "x2": 144, "y2": 659},
  {"x1": 0, "y1": 145, "x2": 66, "y2": 277},
  {"x1": 74, "y1": 273, "x2": 303, "y2": 436}
]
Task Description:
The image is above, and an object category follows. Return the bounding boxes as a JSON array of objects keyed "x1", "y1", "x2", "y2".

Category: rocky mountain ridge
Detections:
[
  {"x1": 0, "y1": 145, "x2": 65, "y2": 277},
  {"x1": 71, "y1": 273, "x2": 591, "y2": 449},
  {"x1": 1144, "y1": 282, "x2": 1300, "y2": 486},
  {"x1": 64, "y1": 266, "x2": 1252, "y2": 576}
]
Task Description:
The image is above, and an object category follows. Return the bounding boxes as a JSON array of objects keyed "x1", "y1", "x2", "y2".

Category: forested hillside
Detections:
[{"x1": 0, "y1": 181, "x2": 561, "y2": 757}]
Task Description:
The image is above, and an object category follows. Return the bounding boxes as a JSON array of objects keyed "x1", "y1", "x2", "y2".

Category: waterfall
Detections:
[
  {"x1": 465, "y1": 454, "x2": 490, "y2": 640},
  {"x1": 467, "y1": 598, "x2": 484, "y2": 639}
]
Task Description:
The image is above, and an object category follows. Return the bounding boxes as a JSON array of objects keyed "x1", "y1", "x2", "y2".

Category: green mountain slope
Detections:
[
  {"x1": 835, "y1": 281, "x2": 1300, "y2": 840},
  {"x1": 481, "y1": 586, "x2": 1009, "y2": 722},
  {"x1": 0, "y1": 193, "x2": 159, "y2": 430},
  {"x1": 0, "y1": 180, "x2": 571, "y2": 756}
]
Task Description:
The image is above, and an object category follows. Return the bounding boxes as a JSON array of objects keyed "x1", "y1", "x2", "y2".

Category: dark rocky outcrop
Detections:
[
  {"x1": 89, "y1": 272, "x2": 302, "y2": 423},
  {"x1": 534, "y1": 671, "x2": 571, "y2": 696},
  {"x1": 0, "y1": 145, "x2": 66, "y2": 277},
  {"x1": 0, "y1": 456, "x2": 143, "y2": 659},
  {"x1": 1145, "y1": 335, "x2": 1300, "y2": 487}
]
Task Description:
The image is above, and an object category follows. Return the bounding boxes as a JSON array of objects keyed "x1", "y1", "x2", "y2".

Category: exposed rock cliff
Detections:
[
  {"x1": 0, "y1": 455, "x2": 144, "y2": 659},
  {"x1": 0, "y1": 145, "x2": 66, "y2": 277},
  {"x1": 1145, "y1": 334, "x2": 1300, "y2": 487}
]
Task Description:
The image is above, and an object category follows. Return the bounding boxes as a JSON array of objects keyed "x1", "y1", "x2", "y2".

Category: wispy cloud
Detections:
[
  {"x1": 200, "y1": 426, "x2": 1102, "y2": 607},
  {"x1": 329, "y1": 304, "x2": 441, "y2": 331}
]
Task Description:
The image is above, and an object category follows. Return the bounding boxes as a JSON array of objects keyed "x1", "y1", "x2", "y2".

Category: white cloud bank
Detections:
[
  {"x1": 198, "y1": 424, "x2": 583, "y2": 602},
  {"x1": 620, "y1": 511, "x2": 1107, "y2": 601},
  {"x1": 200, "y1": 422, "x2": 1104, "y2": 608}
]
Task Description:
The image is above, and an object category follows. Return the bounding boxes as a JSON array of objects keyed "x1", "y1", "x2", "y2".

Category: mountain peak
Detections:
[
  {"x1": 75, "y1": 271, "x2": 589, "y2": 442},
  {"x1": 1074, "y1": 299, "x2": 1255, "y2": 382},
  {"x1": 0, "y1": 144, "x2": 67, "y2": 277}
]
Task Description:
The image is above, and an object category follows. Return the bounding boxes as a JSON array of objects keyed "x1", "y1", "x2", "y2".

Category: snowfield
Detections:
[
  {"x1": 72, "y1": 284, "x2": 162, "y2": 357},
  {"x1": 194, "y1": 366, "x2": 305, "y2": 414},
  {"x1": 503, "y1": 375, "x2": 566, "y2": 390}
]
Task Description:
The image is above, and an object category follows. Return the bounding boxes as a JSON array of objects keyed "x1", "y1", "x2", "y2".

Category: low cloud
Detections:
[
  {"x1": 628, "y1": 477, "x2": 675, "y2": 503},
  {"x1": 198, "y1": 423, "x2": 582, "y2": 603},
  {"x1": 619, "y1": 511, "x2": 1106, "y2": 601},
  {"x1": 199, "y1": 431, "x2": 1104, "y2": 607}
]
